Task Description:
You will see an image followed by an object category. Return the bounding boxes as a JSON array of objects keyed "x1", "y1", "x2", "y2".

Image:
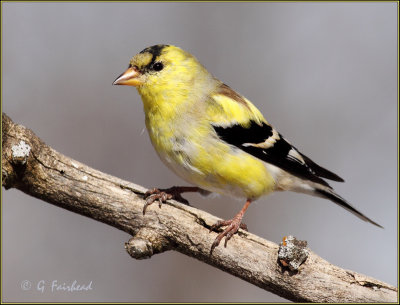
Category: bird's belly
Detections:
[
  {"x1": 190, "y1": 145, "x2": 276, "y2": 199},
  {"x1": 148, "y1": 125, "x2": 276, "y2": 199}
]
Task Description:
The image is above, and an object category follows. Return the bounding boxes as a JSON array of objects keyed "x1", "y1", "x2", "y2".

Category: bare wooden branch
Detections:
[{"x1": 2, "y1": 112, "x2": 397, "y2": 302}]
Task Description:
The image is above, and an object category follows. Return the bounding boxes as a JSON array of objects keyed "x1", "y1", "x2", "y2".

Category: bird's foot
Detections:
[
  {"x1": 143, "y1": 186, "x2": 201, "y2": 215},
  {"x1": 209, "y1": 199, "x2": 252, "y2": 253},
  {"x1": 209, "y1": 216, "x2": 248, "y2": 253}
]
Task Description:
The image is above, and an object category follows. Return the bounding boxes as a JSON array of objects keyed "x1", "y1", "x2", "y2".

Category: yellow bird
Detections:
[{"x1": 113, "y1": 44, "x2": 381, "y2": 252}]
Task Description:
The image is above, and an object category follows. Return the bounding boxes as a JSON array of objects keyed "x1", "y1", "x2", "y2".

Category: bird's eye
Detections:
[{"x1": 152, "y1": 62, "x2": 164, "y2": 71}]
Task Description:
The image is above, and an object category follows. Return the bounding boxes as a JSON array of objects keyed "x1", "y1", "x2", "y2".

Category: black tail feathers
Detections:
[{"x1": 315, "y1": 189, "x2": 383, "y2": 228}]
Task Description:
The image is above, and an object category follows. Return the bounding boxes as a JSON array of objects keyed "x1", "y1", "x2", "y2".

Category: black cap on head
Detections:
[{"x1": 140, "y1": 44, "x2": 169, "y2": 58}]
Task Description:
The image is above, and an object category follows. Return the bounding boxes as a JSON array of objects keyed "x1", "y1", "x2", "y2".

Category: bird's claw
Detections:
[
  {"x1": 209, "y1": 218, "x2": 248, "y2": 253},
  {"x1": 142, "y1": 187, "x2": 190, "y2": 215}
]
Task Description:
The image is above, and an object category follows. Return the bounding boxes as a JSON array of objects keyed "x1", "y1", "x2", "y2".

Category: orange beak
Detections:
[{"x1": 113, "y1": 67, "x2": 143, "y2": 87}]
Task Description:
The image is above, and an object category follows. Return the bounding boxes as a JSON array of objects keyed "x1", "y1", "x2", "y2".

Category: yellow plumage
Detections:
[
  {"x1": 128, "y1": 45, "x2": 274, "y2": 200},
  {"x1": 113, "y1": 44, "x2": 381, "y2": 251}
]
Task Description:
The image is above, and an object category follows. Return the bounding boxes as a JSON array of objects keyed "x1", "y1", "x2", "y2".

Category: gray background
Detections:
[{"x1": 2, "y1": 2, "x2": 397, "y2": 302}]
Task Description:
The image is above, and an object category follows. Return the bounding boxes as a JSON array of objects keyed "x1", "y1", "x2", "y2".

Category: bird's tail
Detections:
[{"x1": 314, "y1": 188, "x2": 383, "y2": 228}]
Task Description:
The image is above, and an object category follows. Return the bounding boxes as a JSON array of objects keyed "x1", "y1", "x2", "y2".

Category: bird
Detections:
[{"x1": 113, "y1": 44, "x2": 382, "y2": 252}]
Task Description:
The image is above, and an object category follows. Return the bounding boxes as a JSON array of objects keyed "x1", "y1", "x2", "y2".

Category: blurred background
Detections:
[{"x1": 2, "y1": 2, "x2": 397, "y2": 302}]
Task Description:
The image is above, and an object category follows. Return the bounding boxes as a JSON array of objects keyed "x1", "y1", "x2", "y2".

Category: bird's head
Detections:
[{"x1": 113, "y1": 44, "x2": 215, "y2": 107}]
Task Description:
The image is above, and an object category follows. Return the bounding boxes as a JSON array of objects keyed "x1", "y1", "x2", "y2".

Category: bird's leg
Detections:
[
  {"x1": 209, "y1": 199, "x2": 252, "y2": 253},
  {"x1": 143, "y1": 186, "x2": 203, "y2": 215}
]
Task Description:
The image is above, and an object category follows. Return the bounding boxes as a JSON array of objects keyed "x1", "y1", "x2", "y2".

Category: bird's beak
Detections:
[{"x1": 113, "y1": 67, "x2": 143, "y2": 86}]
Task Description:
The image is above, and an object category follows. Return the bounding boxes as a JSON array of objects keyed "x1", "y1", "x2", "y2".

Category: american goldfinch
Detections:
[{"x1": 113, "y1": 44, "x2": 382, "y2": 251}]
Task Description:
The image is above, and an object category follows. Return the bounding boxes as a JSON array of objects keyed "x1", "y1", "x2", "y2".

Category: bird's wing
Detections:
[{"x1": 209, "y1": 84, "x2": 344, "y2": 186}]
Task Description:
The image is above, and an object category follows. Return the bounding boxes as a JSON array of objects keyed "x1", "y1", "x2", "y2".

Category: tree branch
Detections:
[{"x1": 2, "y1": 113, "x2": 397, "y2": 302}]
